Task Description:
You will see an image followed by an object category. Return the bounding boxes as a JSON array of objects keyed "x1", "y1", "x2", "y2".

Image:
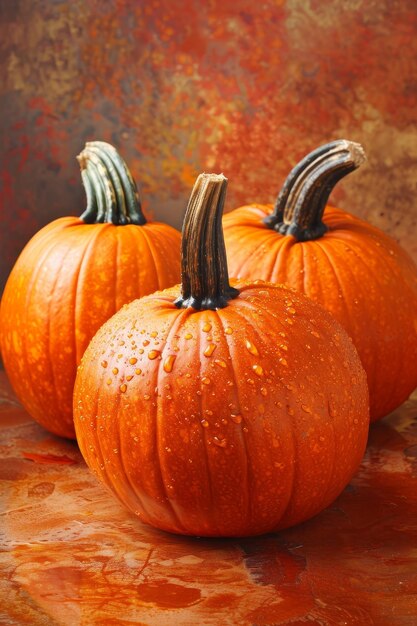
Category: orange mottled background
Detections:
[{"x1": 1, "y1": 0, "x2": 417, "y2": 292}]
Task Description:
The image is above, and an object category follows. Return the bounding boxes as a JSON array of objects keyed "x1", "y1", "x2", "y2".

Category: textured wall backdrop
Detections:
[{"x1": 1, "y1": 0, "x2": 417, "y2": 293}]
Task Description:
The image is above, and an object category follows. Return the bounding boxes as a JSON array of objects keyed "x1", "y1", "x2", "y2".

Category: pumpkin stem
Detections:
[
  {"x1": 77, "y1": 141, "x2": 146, "y2": 225},
  {"x1": 263, "y1": 140, "x2": 366, "y2": 241},
  {"x1": 175, "y1": 173, "x2": 239, "y2": 310}
]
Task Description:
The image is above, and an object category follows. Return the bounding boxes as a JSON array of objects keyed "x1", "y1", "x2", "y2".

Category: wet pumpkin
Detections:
[
  {"x1": 0, "y1": 142, "x2": 181, "y2": 439},
  {"x1": 73, "y1": 173, "x2": 369, "y2": 537}
]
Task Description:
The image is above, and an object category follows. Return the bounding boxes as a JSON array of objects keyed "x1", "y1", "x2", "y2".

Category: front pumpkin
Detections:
[
  {"x1": 0, "y1": 142, "x2": 181, "y2": 438},
  {"x1": 74, "y1": 173, "x2": 369, "y2": 537},
  {"x1": 223, "y1": 140, "x2": 417, "y2": 421}
]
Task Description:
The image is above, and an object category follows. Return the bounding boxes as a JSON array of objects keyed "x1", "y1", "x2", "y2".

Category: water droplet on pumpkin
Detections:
[
  {"x1": 185, "y1": 332, "x2": 193, "y2": 340},
  {"x1": 225, "y1": 327, "x2": 233, "y2": 335},
  {"x1": 148, "y1": 350, "x2": 160, "y2": 360},
  {"x1": 260, "y1": 387, "x2": 268, "y2": 396},
  {"x1": 311, "y1": 330, "x2": 320, "y2": 338},
  {"x1": 112, "y1": 367, "x2": 119, "y2": 375},
  {"x1": 120, "y1": 383, "x2": 127, "y2": 393},
  {"x1": 202, "y1": 376, "x2": 211, "y2": 385},
  {"x1": 247, "y1": 378, "x2": 255, "y2": 385},
  {"x1": 280, "y1": 344, "x2": 288, "y2": 352},
  {"x1": 287, "y1": 406, "x2": 295, "y2": 416},
  {"x1": 287, "y1": 307, "x2": 296, "y2": 314},
  {"x1": 245, "y1": 339, "x2": 259, "y2": 356},
  {"x1": 279, "y1": 358, "x2": 288, "y2": 367},
  {"x1": 119, "y1": 340, "x2": 125, "y2": 346},
  {"x1": 143, "y1": 340, "x2": 150, "y2": 346},
  {"x1": 214, "y1": 359, "x2": 227, "y2": 368},
  {"x1": 143, "y1": 394, "x2": 150, "y2": 400},
  {"x1": 117, "y1": 354, "x2": 123, "y2": 359},
  {"x1": 301, "y1": 404, "x2": 312, "y2": 414},
  {"x1": 113, "y1": 448, "x2": 119, "y2": 454},
  {"x1": 213, "y1": 436, "x2": 227, "y2": 448},
  {"x1": 204, "y1": 344, "x2": 216, "y2": 357},
  {"x1": 129, "y1": 357, "x2": 138, "y2": 365},
  {"x1": 106, "y1": 378, "x2": 112, "y2": 385},
  {"x1": 319, "y1": 436, "x2": 325, "y2": 442},
  {"x1": 353, "y1": 418, "x2": 359, "y2": 425},
  {"x1": 101, "y1": 360, "x2": 108, "y2": 368},
  {"x1": 150, "y1": 331, "x2": 158, "y2": 338},
  {"x1": 201, "y1": 419, "x2": 209, "y2": 428},
  {"x1": 138, "y1": 348, "x2": 144, "y2": 354},
  {"x1": 243, "y1": 426, "x2": 249, "y2": 433},
  {"x1": 202, "y1": 322, "x2": 212, "y2": 332},
  {"x1": 135, "y1": 368, "x2": 142, "y2": 375},
  {"x1": 230, "y1": 413, "x2": 242, "y2": 424},
  {"x1": 163, "y1": 354, "x2": 176, "y2": 373},
  {"x1": 253, "y1": 364, "x2": 264, "y2": 377},
  {"x1": 126, "y1": 375, "x2": 133, "y2": 381},
  {"x1": 285, "y1": 318, "x2": 294, "y2": 325}
]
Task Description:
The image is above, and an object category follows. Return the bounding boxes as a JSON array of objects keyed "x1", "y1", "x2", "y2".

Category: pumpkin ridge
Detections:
[
  {"x1": 21, "y1": 235, "x2": 80, "y2": 430},
  {"x1": 215, "y1": 309, "x2": 252, "y2": 529},
  {"x1": 153, "y1": 309, "x2": 192, "y2": 533},
  {"x1": 138, "y1": 224, "x2": 174, "y2": 291},
  {"x1": 327, "y1": 235, "x2": 410, "y2": 415}
]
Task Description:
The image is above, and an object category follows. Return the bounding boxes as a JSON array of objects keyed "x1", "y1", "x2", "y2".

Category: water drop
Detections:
[
  {"x1": 129, "y1": 357, "x2": 138, "y2": 365},
  {"x1": 112, "y1": 367, "x2": 119, "y2": 375},
  {"x1": 214, "y1": 359, "x2": 227, "y2": 368},
  {"x1": 301, "y1": 404, "x2": 311, "y2": 414},
  {"x1": 260, "y1": 387, "x2": 268, "y2": 396},
  {"x1": 204, "y1": 344, "x2": 217, "y2": 357},
  {"x1": 202, "y1": 322, "x2": 212, "y2": 333},
  {"x1": 106, "y1": 378, "x2": 112, "y2": 386},
  {"x1": 230, "y1": 413, "x2": 242, "y2": 424},
  {"x1": 143, "y1": 339, "x2": 150, "y2": 346},
  {"x1": 163, "y1": 354, "x2": 176, "y2": 373},
  {"x1": 201, "y1": 419, "x2": 209, "y2": 428},
  {"x1": 113, "y1": 448, "x2": 119, "y2": 454},
  {"x1": 101, "y1": 360, "x2": 108, "y2": 368},
  {"x1": 252, "y1": 364, "x2": 264, "y2": 377},
  {"x1": 202, "y1": 376, "x2": 211, "y2": 385},
  {"x1": 135, "y1": 368, "x2": 142, "y2": 375},
  {"x1": 285, "y1": 318, "x2": 294, "y2": 326},
  {"x1": 287, "y1": 307, "x2": 296, "y2": 314},
  {"x1": 213, "y1": 436, "x2": 227, "y2": 448},
  {"x1": 225, "y1": 327, "x2": 233, "y2": 335},
  {"x1": 144, "y1": 394, "x2": 150, "y2": 400},
  {"x1": 287, "y1": 406, "x2": 295, "y2": 416},
  {"x1": 185, "y1": 332, "x2": 193, "y2": 340},
  {"x1": 279, "y1": 358, "x2": 288, "y2": 367},
  {"x1": 150, "y1": 331, "x2": 158, "y2": 337},
  {"x1": 245, "y1": 339, "x2": 259, "y2": 356},
  {"x1": 148, "y1": 350, "x2": 161, "y2": 360},
  {"x1": 120, "y1": 383, "x2": 127, "y2": 393}
]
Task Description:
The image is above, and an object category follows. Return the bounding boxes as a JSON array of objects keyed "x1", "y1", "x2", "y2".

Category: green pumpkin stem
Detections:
[
  {"x1": 263, "y1": 140, "x2": 366, "y2": 241},
  {"x1": 175, "y1": 173, "x2": 239, "y2": 310},
  {"x1": 77, "y1": 141, "x2": 146, "y2": 225}
]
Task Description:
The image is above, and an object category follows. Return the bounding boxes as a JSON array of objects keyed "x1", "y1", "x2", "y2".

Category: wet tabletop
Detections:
[{"x1": 1, "y1": 369, "x2": 417, "y2": 626}]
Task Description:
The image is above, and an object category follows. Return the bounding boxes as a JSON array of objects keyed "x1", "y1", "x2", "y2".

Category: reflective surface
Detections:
[{"x1": 1, "y1": 370, "x2": 417, "y2": 625}]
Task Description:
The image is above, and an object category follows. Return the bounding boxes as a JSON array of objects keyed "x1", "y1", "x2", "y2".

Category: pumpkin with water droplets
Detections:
[
  {"x1": 74, "y1": 173, "x2": 369, "y2": 537},
  {"x1": 0, "y1": 142, "x2": 181, "y2": 438},
  {"x1": 223, "y1": 140, "x2": 417, "y2": 421}
]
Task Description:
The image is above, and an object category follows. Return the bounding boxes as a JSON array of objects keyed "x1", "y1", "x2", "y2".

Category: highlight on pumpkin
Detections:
[
  {"x1": 0, "y1": 141, "x2": 181, "y2": 439},
  {"x1": 73, "y1": 171, "x2": 370, "y2": 538},
  {"x1": 223, "y1": 140, "x2": 417, "y2": 421}
]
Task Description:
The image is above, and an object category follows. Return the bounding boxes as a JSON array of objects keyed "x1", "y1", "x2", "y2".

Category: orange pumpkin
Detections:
[
  {"x1": 73, "y1": 172, "x2": 369, "y2": 537},
  {"x1": 0, "y1": 141, "x2": 181, "y2": 439},
  {"x1": 223, "y1": 140, "x2": 417, "y2": 422}
]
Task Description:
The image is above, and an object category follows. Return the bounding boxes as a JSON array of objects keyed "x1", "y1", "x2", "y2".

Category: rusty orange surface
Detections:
[{"x1": 1, "y1": 369, "x2": 417, "y2": 625}]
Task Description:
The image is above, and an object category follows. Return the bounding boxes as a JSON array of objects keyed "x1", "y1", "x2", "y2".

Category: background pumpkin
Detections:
[
  {"x1": 0, "y1": 141, "x2": 181, "y2": 439},
  {"x1": 74, "y1": 172, "x2": 369, "y2": 538},
  {"x1": 223, "y1": 140, "x2": 417, "y2": 422}
]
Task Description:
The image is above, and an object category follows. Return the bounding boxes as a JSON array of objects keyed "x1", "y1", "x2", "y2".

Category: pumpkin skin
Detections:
[
  {"x1": 0, "y1": 142, "x2": 181, "y2": 439},
  {"x1": 73, "y1": 173, "x2": 369, "y2": 537},
  {"x1": 223, "y1": 141, "x2": 417, "y2": 422}
]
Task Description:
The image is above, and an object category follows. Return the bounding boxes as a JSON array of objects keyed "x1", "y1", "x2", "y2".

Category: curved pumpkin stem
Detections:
[
  {"x1": 175, "y1": 173, "x2": 239, "y2": 310},
  {"x1": 77, "y1": 141, "x2": 147, "y2": 225},
  {"x1": 263, "y1": 140, "x2": 366, "y2": 241}
]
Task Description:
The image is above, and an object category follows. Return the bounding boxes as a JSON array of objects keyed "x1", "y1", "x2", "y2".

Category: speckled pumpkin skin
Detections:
[
  {"x1": 223, "y1": 205, "x2": 417, "y2": 422},
  {"x1": 0, "y1": 217, "x2": 181, "y2": 439},
  {"x1": 74, "y1": 280, "x2": 369, "y2": 537}
]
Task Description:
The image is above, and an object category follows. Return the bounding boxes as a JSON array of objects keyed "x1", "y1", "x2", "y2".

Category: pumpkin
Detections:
[
  {"x1": 0, "y1": 141, "x2": 181, "y2": 439},
  {"x1": 223, "y1": 140, "x2": 417, "y2": 422},
  {"x1": 73, "y1": 172, "x2": 369, "y2": 537}
]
